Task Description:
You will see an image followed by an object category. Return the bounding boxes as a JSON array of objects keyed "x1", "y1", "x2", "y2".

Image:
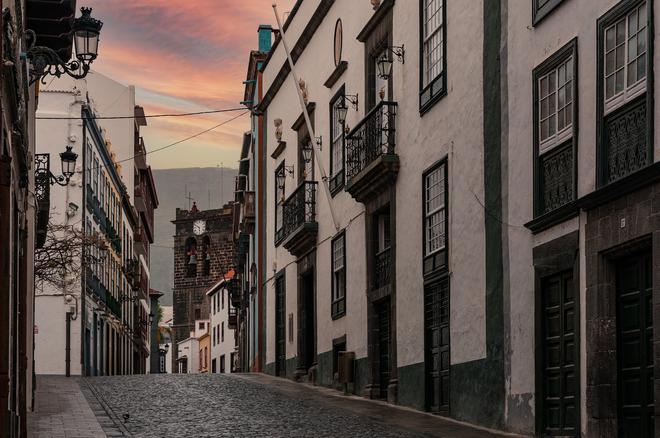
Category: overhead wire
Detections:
[
  {"x1": 36, "y1": 107, "x2": 247, "y2": 120},
  {"x1": 87, "y1": 110, "x2": 249, "y2": 172}
]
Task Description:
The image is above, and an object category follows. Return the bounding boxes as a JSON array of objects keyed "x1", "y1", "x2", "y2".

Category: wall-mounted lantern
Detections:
[{"x1": 377, "y1": 45, "x2": 405, "y2": 80}]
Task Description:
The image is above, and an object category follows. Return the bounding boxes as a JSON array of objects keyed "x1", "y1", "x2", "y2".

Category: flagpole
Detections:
[{"x1": 272, "y1": 4, "x2": 340, "y2": 232}]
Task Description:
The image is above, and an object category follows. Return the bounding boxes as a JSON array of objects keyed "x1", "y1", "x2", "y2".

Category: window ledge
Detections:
[
  {"x1": 419, "y1": 77, "x2": 447, "y2": 116},
  {"x1": 331, "y1": 311, "x2": 346, "y2": 321},
  {"x1": 324, "y1": 61, "x2": 348, "y2": 89}
]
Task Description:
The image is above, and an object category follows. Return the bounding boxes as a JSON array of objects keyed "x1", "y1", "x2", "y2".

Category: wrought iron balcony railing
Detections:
[
  {"x1": 281, "y1": 181, "x2": 317, "y2": 242},
  {"x1": 373, "y1": 247, "x2": 392, "y2": 290},
  {"x1": 346, "y1": 101, "x2": 397, "y2": 181}
]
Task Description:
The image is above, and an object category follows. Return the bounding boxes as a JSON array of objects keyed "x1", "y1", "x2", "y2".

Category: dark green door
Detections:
[
  {"x1": 275, "y1": 274, "x2": 286, "y2": 377},
  {"x1": 540, "y1": 271, "x2": 578, "y2": 435},
  {"x1": 376, "y1": 299, "x2": 391, "y2": 399},
  {"x1": 425, "y1": 279, "x2": 450, "y2": 414},
  {"x1": 617, "y1": 252, "x2": 653, "y2": 438}
]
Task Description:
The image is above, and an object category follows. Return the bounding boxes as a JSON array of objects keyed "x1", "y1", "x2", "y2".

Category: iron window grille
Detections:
[{"x1": 281, "y1": 181, "x2": 317, "y2": 242}]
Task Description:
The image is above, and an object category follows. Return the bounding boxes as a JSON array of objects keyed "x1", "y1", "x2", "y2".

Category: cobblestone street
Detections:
[{"x1": 29, "y1": 373, "x2": 512, "y2": 438}]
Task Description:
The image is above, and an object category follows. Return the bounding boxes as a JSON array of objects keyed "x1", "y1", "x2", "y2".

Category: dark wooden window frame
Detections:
[
  {"x1": 329, "y1": 84, "x2": 346, "y2": 196},
  {"x1": 422, "y1": 157, "x2": 449, "y2": 278},
  {"x1": 419, "y1": 0, "x2": 447, "y2": 115},
  {"x1": 532, "y1": 0, "x2": 566, "y2": 26},
  {"x1": 532, "y1": 38, "x2": 578, "y2": 218},
  {"x1": 331, "y1": 230, "x2": 346, "y2": 320},
  {"x1": 274, "y1": 161, "x2": 285, "y2": 246},
  {"x1": 596, "y1": 0, "x2": 654, "y2": 188}
]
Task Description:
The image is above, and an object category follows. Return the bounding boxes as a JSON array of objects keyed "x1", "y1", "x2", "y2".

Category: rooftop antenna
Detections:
[{"x1": 185, "y1": 192, "x2": 194, "y2": 210}]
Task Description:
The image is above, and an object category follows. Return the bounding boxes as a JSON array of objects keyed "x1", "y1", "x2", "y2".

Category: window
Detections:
[
  {"x1": 538, "y1": 56, "x2": 573, "y2": 153},
  {"x1": 194, "y1": 308, "x2": 201, "y2": 320},
  {"x1": 275, "y1": 162, "x2": 285, "y2": 243},
  {"x1": 220, "y1": 354, "x2": 226, "y2": 373},
  {"x1": 331, "y1": 233, "x2": 346, "y2": 318},
  {"x1": 330, "y1": 87, "x2": 345, "y2": 193},
  {"x1": 198, "y1": 321, "x2": 204, "y2": 330},
  {"x1": 603, "y1": 2, "x2": 647, "y2": 114},
  {"x1": 596, "y1": 1, "x2": 650, "y2": 187},
  {"x1": 93, "y1": 157, "x2": 99, "y2": 196},
  {"x1": 532, "y1": 0, "x2": 566, "y2": 25},
  {"x1": 221, "y1": 322, "x2": 224, "y2": 343},
  {"x1": 221, "y1": 289, "x2": 224, "y2": 310},
  {"x1": 424, "y1": 163, "x2": 446, "y2": 255},
  {"x1": 420, "y1": 0, "x2": 446, "y2": 111}
]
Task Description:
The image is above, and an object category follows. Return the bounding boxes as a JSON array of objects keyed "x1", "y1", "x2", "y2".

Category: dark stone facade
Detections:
[
  {"x1": 171, "y1": 205, "x2": 234, "y2": 371},
  {"x1": 584, "y1": 180, "x2": 660, "y2": 436}
]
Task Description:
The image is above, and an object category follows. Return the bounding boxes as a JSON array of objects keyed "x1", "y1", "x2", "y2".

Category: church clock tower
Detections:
[{"x1": 171, "y1": 202, "x2": 234, "y2": 371}]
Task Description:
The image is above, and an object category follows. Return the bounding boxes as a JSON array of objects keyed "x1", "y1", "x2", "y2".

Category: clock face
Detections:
[{"x1": 193, "y1": 220, "x2": 206, "y2": 236}]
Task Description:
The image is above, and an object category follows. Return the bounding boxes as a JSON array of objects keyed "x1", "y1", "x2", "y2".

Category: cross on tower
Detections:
[{"x1": 185, "y1": 192, "x2": 195, "y2": 210}]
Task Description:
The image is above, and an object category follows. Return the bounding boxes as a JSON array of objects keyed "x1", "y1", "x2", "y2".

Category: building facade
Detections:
[
  {"x1": 175, "y1": 319, "x2": 209, "y2": 374},
  {"x1": 207, "y1": 270, "x2": 238, "y2": 373},
  {"x1": 250, "y1": 0, "x2": 660, "y2": 436},
  {"x1": 509, "y1": 0, "x2": 660, "y2": 436},
  {"x1": 34, "y1": 72, "x2": 155, "y2": 378},
  {"x1": 171, "y1": 203, "x2": 234, "y2": 371}
]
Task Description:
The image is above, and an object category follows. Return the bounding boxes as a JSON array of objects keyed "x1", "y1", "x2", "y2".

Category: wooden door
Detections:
[
  {"x1": 540, "y1": 271, "x2": 577, "y2": 435},
  {"x1": 425, "y1": 279, "x2": 450, "y2": 414},
  {"x1": 617, "y1": 252, "x2": 653, "y2": 438}
]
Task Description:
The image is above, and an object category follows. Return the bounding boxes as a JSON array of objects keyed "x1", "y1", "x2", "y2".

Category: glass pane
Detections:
[
  {"x1": 606, "y1": 27, "x2": 615, "y2": 51},
  {"x1": 558, "y1": 87, "x2": 565, "y2": 108},
  {"x1": 616, "y1": 21, "x2": 625, "y2": 45},
  {"x1": 628, "y1": 9, "x2": 638, "y2": 34},
  {"x1": 541, "y1": 119, "x2": 549, "y2": 140},
  {"x1": 616, "y1": 46, "x2": 625, "y2": 69},
  {"x1": 628, "y1": 60, "x2": 637, "y2": 86},
  {"x1": 558, "y1": 64, "x2": 565, "y2": 85},
  {"x1": 628, "y1": 35, "x2": 637, "y2": 61},
  {"x1": 549, "y1": 114, "x2": 556, "y2": 136},
  {"x1": 541, "y1": 97, "x2": 549, "y2": 119},
  {"x1": 565, "y1": 81, "x2": 572, "y2": 102},
  {"x1": 638, "y1": 30, "x2": 646, "y2": 54},
  {"x1": 606, "y1": 75, "x2": 614, "y2": 99},
  {"x1": 548, "y1": 92, "x2": 556, "y2": 114},
  {"x1": 558, "y1": 108, "x2": 565, "y2": 130},
  {"x1": 565, "y1": 103, "x2": 572, "y2": 126},
  {"x1": 639, "y1": 4, "x2": 646, "y2": 28},
  {"x1": 548, "y1": 72, "x2": 556, "y2": 91},
  {"x1": 615, "y1": 69, "x2": 624, "y2": 93},
  {"x1": 637, "y1": 53, "x2": 646, "y2": 80},
  {"x1": 540, "y1": 76, "x2": 548, "y2": 97},
  {"x1": 566, "y1": 58, "x2": 573, "y2": 80},
  {"x1": 606, "y1": 51, "x2": 615, "y2": 75}
]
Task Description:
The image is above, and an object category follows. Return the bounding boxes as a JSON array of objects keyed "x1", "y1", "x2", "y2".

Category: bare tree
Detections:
[{"x1": 34, "y1": 221, "x2": 107, "y2": 292}]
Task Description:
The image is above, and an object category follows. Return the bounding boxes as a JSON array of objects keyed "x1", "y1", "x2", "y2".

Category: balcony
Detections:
[
  {"x1": 280, "y1": 181, "x2": 318, "y2": 257},
  {"x1": 228, "y1": 307, "x2": 238, "y2": 330},
  {"x1": 85, "y1": 268, "x2": 106, "y2": 303},
  {"x1": 373, "y1": 248, "x2": 392, "y2": 290},
  {"x1": 241, "y1": 191, "x2": 256, "y2": 234},
  {"x1": 106, "y1": 293, "x2": 122, "y2": 319},
  {"x1": 123, "y1": 258, "x2": 141, "y2": 291},
  {"x1": 345, "y1": 101, "x2": 399, "y2": 203}
]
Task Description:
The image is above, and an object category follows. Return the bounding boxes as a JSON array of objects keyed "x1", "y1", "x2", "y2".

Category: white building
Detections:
[
  {"x1": 207, "y1": 271, "x2": 238, "y2": 373},
  {"x1": 252, "y1": 0, "x2": 660, "y2": 436},
  {"x1": 34, "y1": 72, "x2": 152, "y2": 376},
  {"x1": 176, "y1": 320, "x2": 209, "y2": 374}
]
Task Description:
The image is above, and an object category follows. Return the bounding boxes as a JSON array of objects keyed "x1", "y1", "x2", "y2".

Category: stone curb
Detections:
[{"x1": 79, "y1": 377, "x2": 133, "y2": 437}]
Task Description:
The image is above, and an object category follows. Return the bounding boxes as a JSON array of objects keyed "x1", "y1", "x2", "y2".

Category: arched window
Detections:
[
  {"x1": 185, "y1": 237, "x2": 197, "y2": 277},
  {"x1": 202, "y1": 236, "x2": 211, "y2": 276}
]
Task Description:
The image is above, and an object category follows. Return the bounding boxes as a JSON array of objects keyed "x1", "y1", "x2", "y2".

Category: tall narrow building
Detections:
[{"x1": 171, "y1": 203, "x2": 234, "y2": 371}]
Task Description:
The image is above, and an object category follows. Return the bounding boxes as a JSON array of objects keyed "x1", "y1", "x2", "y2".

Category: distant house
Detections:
[
  {"x1": 176, "y1": 319, "x2": 209, "y2": 374},
  {"x1": 206, "y1": 270, "x2": 238, "y2": 373}
]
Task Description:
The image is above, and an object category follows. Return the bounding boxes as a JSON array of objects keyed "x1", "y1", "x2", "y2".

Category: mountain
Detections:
[{"x1": 151, "y1": 167, "x2": 237, "y2": 305}]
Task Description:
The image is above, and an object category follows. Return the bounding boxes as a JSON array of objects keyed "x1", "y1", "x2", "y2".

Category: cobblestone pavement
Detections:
[
  {"x1": 83, "y1": 373, "x2": 512, "y2": 438},
  {"x1": 27, "y1": 375, "x2": 107, "y2": 438}
]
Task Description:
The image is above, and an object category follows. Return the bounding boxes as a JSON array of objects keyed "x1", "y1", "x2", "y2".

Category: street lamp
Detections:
[
  {"x1": 26, "y1": 7, "x2": 103, "y2": 84},
  {"x1": 35, "y1": 146, "x2": 78, "y2": 187},
  {"x1": 276, "y1": 166, "x2": 294, "y2": 190},
  {"x1": 337, "y1": 94, "x2": 358, "y2": 125},
  {"x1": 376, "y1": 46, "x2": 405, "y2": 80},
  {"x1": 302, "y1": 142, "x2": 313, "y2": 164}
]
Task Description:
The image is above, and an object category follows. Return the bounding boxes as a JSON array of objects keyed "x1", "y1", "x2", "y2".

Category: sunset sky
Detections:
[{"x1": 83, "y1": 0, "x2": 296, "y2": 169}]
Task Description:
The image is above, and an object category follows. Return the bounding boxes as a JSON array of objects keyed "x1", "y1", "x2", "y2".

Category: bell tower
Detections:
[{"x1": 171, "y1": 202, "x2": 234, "y2": 372}]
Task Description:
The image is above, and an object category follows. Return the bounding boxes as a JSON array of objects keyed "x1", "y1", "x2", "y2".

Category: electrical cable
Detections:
[
  {"x1": 88, "y1": 110, "x2": 249, "y2": 172},
  {"x1": 36, "y1": 107, "x2": 247, "y2": 120}
]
